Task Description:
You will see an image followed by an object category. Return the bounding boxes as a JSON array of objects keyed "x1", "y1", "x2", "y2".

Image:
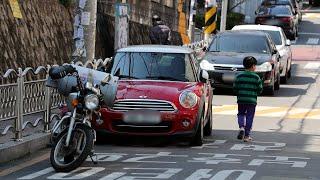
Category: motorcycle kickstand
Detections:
[{"x1": 89, "y1": 152, "x2": 98, "y2": 164}]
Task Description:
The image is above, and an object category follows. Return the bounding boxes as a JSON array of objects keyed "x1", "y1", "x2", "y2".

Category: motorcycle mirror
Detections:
[{"x1": 101, "y1": 74, "x2": 112, "y2": 85}]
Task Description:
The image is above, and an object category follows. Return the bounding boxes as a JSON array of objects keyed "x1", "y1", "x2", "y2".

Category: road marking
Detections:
[
  {"x1": 299, "y1": 32, "x2": 320, "y2": 36},
  {"x1": 18, "y1": 167, "x2": 54, "y2": 179},
  {"x1": 213, "y1": 105, "x2": 320, "y2": 119},
  {"x1": 0, "y1": 152, "x2": 50, "y2": 177},
  {"x1": 306, "y1": 38, "x2": 319, "y2": 45},
  {"x1": 304, "y1": 62, "x2": 320, "y2": 69},
  {"x1": 47, "y1": 167, "x2": 105, "y2": 179}
]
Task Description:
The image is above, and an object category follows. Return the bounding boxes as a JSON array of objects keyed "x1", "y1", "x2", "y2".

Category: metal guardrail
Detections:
[{"x1": 0, "y1": 58, "x2": 112, "y2": 141}]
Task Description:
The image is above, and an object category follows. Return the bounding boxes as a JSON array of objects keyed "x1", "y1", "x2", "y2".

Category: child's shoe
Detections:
[
  {"x1": 237, "y1": 128, "x2": 245, "y2": 140},
  {"x1": 243, "y1": 136, "x2": 253, "y2": 142}
]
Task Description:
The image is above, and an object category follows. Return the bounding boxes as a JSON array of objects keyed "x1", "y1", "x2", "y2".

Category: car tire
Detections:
[
  {"x1": 204, "y1": 105, "x2": 213, "y2": 136},
  {"x1": 190, "y1": 112, "x2": 204, "y2": 146},
  {"x1": 288, "y1": 68, "x2": 292, "y2": 78},
  {"x1": 275, "y1": 73, "x2": 280, "y2": 90}
]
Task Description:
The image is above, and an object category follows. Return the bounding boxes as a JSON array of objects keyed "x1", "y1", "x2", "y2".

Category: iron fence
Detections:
[{"x1": 0, "y1": 58, "x2": 112, "y2": 141}]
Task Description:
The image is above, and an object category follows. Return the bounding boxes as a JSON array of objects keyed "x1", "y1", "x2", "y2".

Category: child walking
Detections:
[{"x1": 233, "y1": 56, "x2": 263, "y2": 142}]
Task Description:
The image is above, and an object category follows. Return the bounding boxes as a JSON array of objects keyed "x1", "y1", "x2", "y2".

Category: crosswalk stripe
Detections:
[
  {"x1": 304, "y1": 62, "x2": 320, "y2": 69},
  {"x1": 212, "y1": 105, "x2": 320, "y2": 120},
  {"x1": 306, "y1": 38, "x2": 319, "y2": 45}
]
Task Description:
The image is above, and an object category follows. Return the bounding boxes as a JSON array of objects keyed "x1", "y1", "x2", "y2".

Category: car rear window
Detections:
[
  {"x1": 209, "y1": 34, "x2": 271, "y2": 54},
  {"x1": 258, "y1": 6, "x2": 292, "y2": 15}
]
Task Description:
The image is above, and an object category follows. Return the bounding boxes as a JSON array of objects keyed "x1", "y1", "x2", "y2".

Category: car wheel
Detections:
[
  {"x1": 204, "y1": 105, "x2": 213, "y2": 136},
  {"x1": 190, "y1": 112, "x2": 204, "y2": 146},
  {"x1": 288, "y1": 68, "x2": 292, "y2": 78},
  {"x1": 275, "y1": 73, "x2": 280, "y2": 90}
]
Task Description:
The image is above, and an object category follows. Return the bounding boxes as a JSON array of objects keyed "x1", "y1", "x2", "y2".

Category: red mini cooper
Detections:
[{"x1": 94, "y1": 45, "x2": 213, "y2": 146}]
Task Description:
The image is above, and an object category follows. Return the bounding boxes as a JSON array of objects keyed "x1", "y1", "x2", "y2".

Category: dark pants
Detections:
[{"x1": 237, "y1": 104, "x2": 256, "y2": 136}]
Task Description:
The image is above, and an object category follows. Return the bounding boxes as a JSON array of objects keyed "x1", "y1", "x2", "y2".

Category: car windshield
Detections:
[
  {"x1": 209, "y1": 34, "x2": 271, "y2": 54},
  {"x1": 258, "y1": 6, "x2": 292, "y2": 15},
  {"x1": 263, "y1": 30, "x2": 282, "y2": 45},
  {"x1": 110, "y1": 52, "x2": 196, "y2": 82}
]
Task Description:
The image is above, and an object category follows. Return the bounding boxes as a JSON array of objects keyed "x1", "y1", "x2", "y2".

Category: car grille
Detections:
[
  {"x1": 112, "y1": 120, "x2": 172, "y2": 133},
  {"x1": 214, "y1": 66, "x2": 245, "y2": 71},
  {"x1": 112, "y1": 99, "x2": 177, "y2": 112}
]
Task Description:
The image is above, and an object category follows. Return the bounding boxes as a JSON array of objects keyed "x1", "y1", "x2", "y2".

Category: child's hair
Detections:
[{"x1": 243, "y1": 56, "x2": 257, "y2": 69}]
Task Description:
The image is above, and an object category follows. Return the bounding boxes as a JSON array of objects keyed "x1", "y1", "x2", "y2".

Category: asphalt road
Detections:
[{"x1": 1, "y1": 9, "x2": 320, "y2": 180}]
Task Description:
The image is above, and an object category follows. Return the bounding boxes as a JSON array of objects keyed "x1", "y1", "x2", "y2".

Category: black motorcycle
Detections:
[{"x1": 48, "y1": 65, "x2": 115, "y2": 172}]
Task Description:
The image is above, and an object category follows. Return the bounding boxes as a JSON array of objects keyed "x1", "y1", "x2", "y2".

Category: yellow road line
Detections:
[
  {"x1": 287, "y1": 109, "x2": 320, "y2": 119},
  {"x1": 213, "y1": 105, "x2": 237, "y2": 112},
  {"x1": 255, "y1": 107, "x2": 288, "y2": 115},
  {"x1": 0, "y1": 152, "x2": 49, "y2": 177}
]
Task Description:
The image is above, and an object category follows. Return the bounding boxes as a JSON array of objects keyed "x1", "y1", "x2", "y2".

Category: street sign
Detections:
[{"x1": 9, "y1": 0, "x2": 23, "y2": 19}]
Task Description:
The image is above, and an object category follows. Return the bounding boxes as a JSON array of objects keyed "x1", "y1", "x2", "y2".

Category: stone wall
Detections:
[
  {"x1": 0, "y1": 0, "x2": 74, "y2": 71},
  {"x1": 95, "y1": 0, "x2": 187, "y2": 58}
]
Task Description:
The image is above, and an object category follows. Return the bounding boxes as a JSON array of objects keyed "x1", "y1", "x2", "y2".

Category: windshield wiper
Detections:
[
  {"x1": 118, "y1": 75, "x2": 140, "y2": 79},
  {"x1": 146, "y1": 76, "x2": 181, "y2": 81}
]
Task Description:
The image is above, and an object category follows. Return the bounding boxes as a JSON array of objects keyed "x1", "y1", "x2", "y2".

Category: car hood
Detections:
[
  {"x1": 115, "y1": 80, "x2": 197, "y2": 101},
  {"x1": 203, "y1": 52, "x2": 271, "y2": 65}
]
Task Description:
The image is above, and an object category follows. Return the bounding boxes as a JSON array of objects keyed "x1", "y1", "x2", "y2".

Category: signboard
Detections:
[
  {"x1": 114, "y1": 3, "x2": 129, "y2": 50},
  {"x1": 9, "y1": 0, "x2": 23, "y2": 19}
]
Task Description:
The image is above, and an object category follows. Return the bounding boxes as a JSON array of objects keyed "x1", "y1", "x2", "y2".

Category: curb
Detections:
[{"x1": 0, "y1": 133, "x2": 50, "y2": 164}]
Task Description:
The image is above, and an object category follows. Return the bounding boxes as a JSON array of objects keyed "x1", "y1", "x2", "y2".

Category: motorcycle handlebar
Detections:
[{"x1": 49, "y1": 65, "x2": 77, "y2": 80}]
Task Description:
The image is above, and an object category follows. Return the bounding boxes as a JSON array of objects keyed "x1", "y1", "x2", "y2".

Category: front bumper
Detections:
[
  {"x1": 93, "y1": 108, "x2": 199, "y2": 136},
  {"x1": 208, "y1": 70, "x2": 274, "y2": 88}
]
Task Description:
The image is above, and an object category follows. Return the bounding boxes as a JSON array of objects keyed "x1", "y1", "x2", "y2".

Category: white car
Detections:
[{"x1": 232, "y1": 25, "x2": 292, "y2": 83}]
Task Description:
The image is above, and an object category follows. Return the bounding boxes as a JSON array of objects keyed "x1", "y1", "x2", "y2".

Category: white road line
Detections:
[
  {"x1": 306, "y1": 38, "x2": 319, "y2": 45},
  {"x1": 299, "y1": 32, "x2": 320, "y2": 36},
  {"x1": 304, "y1": 62, "x2": 320, "y2": 69},
  {"x1": 18, "y1": 167, "x2": 54, "y2": 179}
]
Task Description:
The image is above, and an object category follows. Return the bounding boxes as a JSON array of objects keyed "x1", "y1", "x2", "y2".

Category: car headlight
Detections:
[
  {"x1": 255, "y1": 62, "x2": 272, "y2": 72},
  {"x1": 179, "y1": 91, "x2": 198, "y2": 109},
  {"x1": 200, "y1": 60, "x2": 215, "y2": 71},
  {"x1": 84, "y1": 94, "x2": 99, "y2": 110}
]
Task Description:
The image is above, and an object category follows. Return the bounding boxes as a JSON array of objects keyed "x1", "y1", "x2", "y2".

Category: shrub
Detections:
[
  {"x1": 195, "y1": 11, "x2": 245, "y2": 31},
  {"x1": 59, "y1": 0, "x2": 73, "y2": 7}
]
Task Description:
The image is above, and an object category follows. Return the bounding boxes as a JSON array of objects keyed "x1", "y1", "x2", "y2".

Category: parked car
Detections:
[
  {"x1": 232, "y1": 25, "x2": 292, "y2": 83},
  {"x1": 309, "y1": 0, "x2": 320, "y2": 6},
  {"x1": 200, "y1": 30, "x2": 281, "y2": 95},
  {"x1": 260, "y1": 0, "x2": 302, "y2": 22},
  {"x1": 94, "y1": 45, "x2": 213, "y2": 146},
  {"x1": 255, "y1": 5, "x2": 298, "y2": 40}
]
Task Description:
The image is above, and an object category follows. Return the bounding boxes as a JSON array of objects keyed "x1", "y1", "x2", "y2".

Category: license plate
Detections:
[
  {"x1": 123, "y1": 110, "x2": 161, "y2": 125},
  {"x1": 222, "y1": 73, "x2": 235, "y2": 82}
]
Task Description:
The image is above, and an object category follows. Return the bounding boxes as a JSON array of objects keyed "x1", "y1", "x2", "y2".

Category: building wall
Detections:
[
  {"x1": 95, "y1": 0, "x2": 191, "y2": 58},
  {"x1": 229, "y1": 0, "x2": 263, "y2": 23}
]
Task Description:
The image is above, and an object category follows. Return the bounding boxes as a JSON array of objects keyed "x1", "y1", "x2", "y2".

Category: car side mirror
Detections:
[
  {"x1": 285, "y1": 40, "x2": 291, "y2": 46},
  {"x1": 202, "y1": 46, "x2": 207, "y2": 52},
  {"x1": 200, "y1": 70, "x2": 209, "y2": 83},
  {"x1": 272, "y1": 49, "x2": 278, "y2": 55}
]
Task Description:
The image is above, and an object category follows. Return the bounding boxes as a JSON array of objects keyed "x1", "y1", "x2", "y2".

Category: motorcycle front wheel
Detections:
[{"x1": 50, "y1": 124, "x2": 94, "y2": 172}]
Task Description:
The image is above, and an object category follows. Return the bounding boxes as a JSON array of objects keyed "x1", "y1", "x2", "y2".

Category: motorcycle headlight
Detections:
[
  {"x1": 179, "y1": 91, "x2": 198, "y2": 109},
  {"x1": 255, "y1": 62, "x2": 272, "y2": 72},
  {"x1": 200, "y1": 59, "x2": 215, "y2": 71},
  {"x1": 84, "y1": 94, "x2": 99, "y2": 110}
]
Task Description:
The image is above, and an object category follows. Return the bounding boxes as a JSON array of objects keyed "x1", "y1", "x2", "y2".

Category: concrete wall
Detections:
[
  {"x1": 95, "y1": 0, "x2": 190, "y2": 58},
  {"x1": 0, "y1": 0, "x2": 74, "y2": 71},
  {"x1": 229, "y1": 0, "x2": 263, "y2": 23}
]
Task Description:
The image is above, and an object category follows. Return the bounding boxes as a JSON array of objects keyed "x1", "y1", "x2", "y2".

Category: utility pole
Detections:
[
  {"x1": 204, "y1": 0, "x2": 217, "y2": 42},
  {"x1": 188, "y1": 0, "x2": 196, "y2": 43},
  {"x1": 72, "y1": 0, "x2": 98, "y2": 63},
  {"x1": 220, "y1": 0, "x2": 228, "y2": 32}
]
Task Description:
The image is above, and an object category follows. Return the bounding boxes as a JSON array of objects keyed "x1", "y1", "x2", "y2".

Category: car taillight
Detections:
[
  {"x1": 255, "y1": 17, "x2": 266, "y2": 24},
  {"x1": 279, "y1": 17, "x2": 291, "y2": 23}
]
